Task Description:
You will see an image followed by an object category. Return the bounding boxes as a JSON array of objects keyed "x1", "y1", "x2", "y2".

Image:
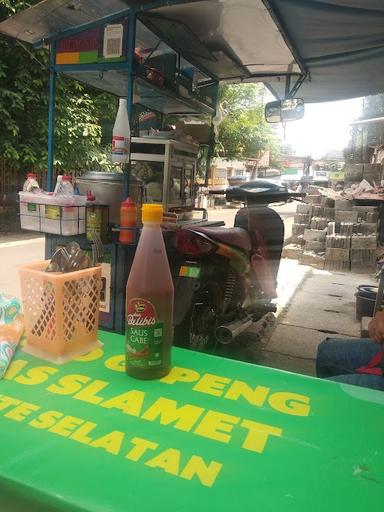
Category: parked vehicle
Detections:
[{"x1": 171, "y1": 180, "x2": 303, "y2": 361}]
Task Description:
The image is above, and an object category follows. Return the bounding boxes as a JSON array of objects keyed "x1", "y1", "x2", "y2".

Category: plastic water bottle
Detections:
[
  {"x1": 22, "y1": 173, "x2": 40, "y2": 193},
  {"x1": 56, "y1": 175, "x2": 74, "y2": 196},
  {"x1": 53, "y1": 175, "x2": 63, "y2": 194},
  {"x1": 125, "y1": 204, "x2": 173, "y2": 380},
  {"x1": 52, "y1": 175, "x2": 76, "y2": 233},
  {"x1": 112, "y1": 98, "x2": 131, "y2": 164}
]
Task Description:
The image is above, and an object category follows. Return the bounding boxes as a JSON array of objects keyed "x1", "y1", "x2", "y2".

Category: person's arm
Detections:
[{"x1": 368, "y1": 310, "x2": 384, "y2": 343}]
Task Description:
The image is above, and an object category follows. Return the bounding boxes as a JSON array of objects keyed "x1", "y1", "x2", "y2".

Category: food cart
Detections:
[
  {"x1": 0, "y1": 0, "x2": 312, "y2": 334},
  {"x1": 3, "y1": 3, "x2": 224, "y2": 331},
  {"x1": 0, "y1": 2, "x2": 384, "y2": 509},
  {"x1": 4, "y1": 0, "x2": 384, "y2": 334}
]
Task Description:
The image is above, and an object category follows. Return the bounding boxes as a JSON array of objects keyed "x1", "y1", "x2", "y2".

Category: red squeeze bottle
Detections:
[{"x1": 119, "y1": 197, "x2": 136, "y2": 244}]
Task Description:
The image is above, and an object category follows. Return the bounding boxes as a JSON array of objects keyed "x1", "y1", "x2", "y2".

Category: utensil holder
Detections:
[{"x1": 18, "y1": 261, "x2": 102, "y2": 363}]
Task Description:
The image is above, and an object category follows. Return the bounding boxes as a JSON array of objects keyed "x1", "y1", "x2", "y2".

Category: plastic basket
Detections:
[
  {"x1": 18, "y1": 261, "x2": 102, "y2": 363},
  {"x1": 19, "y1": 192, "x2": 86, "y2": 236}
]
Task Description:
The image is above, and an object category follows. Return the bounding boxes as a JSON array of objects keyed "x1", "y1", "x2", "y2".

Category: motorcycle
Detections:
[{"x1": 170, "y1": 180, "x2": 304, "y2": 362}]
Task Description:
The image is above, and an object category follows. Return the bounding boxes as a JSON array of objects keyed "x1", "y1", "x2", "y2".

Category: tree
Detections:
[
  {"x1": 54, "y1": 78, "x2": 116, "y2": 171},
  {"x1": 215, "y1": 83, "x2": 281, "y2": 162},
  {"x1": 1, "y1": 3, "x2": 282, "y2": 174},
  {"x1": 0, "y1": 0, "x2": 116, "y2": 173}
]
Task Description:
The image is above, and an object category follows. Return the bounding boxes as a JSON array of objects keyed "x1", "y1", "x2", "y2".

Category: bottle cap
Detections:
[
  {"x1": 62, "y1": 175, "x2": 72, "y2": 181},
  {"x1": 121, "y1": 196, "x2": 135, "y2": 207},
  {"x1": 141, "y1": 203, "x2": 163, "y2": 223},
  {"x1": 27, "y1": 173, "x2": 36, "y2": 178}
]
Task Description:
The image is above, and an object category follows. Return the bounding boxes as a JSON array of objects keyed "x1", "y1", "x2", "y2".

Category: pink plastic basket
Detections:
[{"x1": 18, "y1": 260, "x2": 102, "y2": 363}]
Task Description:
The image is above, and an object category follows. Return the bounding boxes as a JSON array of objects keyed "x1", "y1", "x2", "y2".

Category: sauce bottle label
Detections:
[
  {"x1": 126, "y1": 298, "x2": 163, "y2": 368},
  {"x1": 86, "y1": 209, "x2": 102, "y2": 240},
  {"x1": 112, "y1": 136, "x2": 129, "y2": 155}
]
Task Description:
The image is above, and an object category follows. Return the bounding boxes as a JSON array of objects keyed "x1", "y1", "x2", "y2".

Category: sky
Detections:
[{"x1": 279, "y1": 97, "x2": 363, "y2": 159}]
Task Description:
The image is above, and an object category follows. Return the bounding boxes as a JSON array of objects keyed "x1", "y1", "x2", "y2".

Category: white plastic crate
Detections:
[{"x1": 19, "y1": 192, "x2": 86, "y2": 236}]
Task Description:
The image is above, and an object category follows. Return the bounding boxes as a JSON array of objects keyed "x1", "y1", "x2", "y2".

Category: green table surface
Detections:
[{"x1": 0, "y1": 331, "x2": 383, "y2": 512}]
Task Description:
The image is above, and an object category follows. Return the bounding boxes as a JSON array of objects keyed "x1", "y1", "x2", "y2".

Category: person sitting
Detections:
[{"x1": 316, "y1": 310, "x2": 384, "y2": 391}]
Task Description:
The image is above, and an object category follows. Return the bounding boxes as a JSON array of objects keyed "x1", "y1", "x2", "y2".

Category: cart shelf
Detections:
[{"x1": 57, "y1": 66, "x2": 214, "y2": 116}]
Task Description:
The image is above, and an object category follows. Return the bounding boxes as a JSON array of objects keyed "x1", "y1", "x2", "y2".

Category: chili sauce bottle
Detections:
[
  {"x1": 125, "y1": 204, "x2": 174, "y2": 379},
  {"x1": 119, "y1": 196, "x2": 136, "y2": 244}
]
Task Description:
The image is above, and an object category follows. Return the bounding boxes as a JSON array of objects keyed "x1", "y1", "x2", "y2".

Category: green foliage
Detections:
[
  {"x1": 0, "y1": 1, "x2": 45, "y2": 169},
  {"x1": 0, "y1": 3, "x2": 282, "y2": 175},
  {"x1": 322, "y1": 161, "x2": 341, "y2": 172},
  {"x1": 268, "y1": 136, "x2": 283, "y2": 170},
  {"x1": 0, "y1": 0, "x2": 116, "y2": 173},
  {"x1": 215, "y1": 84, "x2": 281, "y2": 161},
  {"x1": 54, "y1": 77, "x2": 107, "y2": 171}
]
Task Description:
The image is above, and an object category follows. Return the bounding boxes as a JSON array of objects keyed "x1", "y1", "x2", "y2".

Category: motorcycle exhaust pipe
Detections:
[{"x1": 215, "y1": 318, "x2": 253, "y2": 345}]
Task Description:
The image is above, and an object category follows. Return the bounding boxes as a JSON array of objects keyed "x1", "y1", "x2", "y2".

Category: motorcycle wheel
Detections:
[{"x1": 175, "y1": 280, "x2": 222, "y2": 352}]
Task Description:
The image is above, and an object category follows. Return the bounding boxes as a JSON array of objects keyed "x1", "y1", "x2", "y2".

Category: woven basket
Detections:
[{"x1": 18, "y1": 260, "x2": 102, "y2": 363}]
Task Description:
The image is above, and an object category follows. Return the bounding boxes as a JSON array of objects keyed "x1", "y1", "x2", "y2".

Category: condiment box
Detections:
[{"x1": 19, "y1": 192, "x2": 86, "y2": 235}]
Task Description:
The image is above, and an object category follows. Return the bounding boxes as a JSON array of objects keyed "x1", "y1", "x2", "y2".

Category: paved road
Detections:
[
  {"x1": 0, "y1": 236, "x2": 45, "y2": 297},
  {"x1": 207, "y1": 201, "x2": 297, "y2": 238}
]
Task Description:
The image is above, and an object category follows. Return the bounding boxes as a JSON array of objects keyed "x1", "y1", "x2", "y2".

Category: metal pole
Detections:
[
  {"x1": 374, "y1": 266, "x2": 384, "y2": 316},
  {"x1": 205, "y1": 131, "x2": 215, "y2": 187},
  {"x1": 123, "y1": 12, "x2": 137, "y2": 198},
  {"x1": 285, "y1": 74, "x2": 291, "y2": 99},
  {"x1": 205, "y1": 84, "x2": 219, "y2": 187},
  {"x1": 47, "y1": 41, "x2": 56, "y2": 192}
]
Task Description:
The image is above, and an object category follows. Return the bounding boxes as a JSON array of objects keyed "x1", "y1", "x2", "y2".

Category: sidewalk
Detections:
[
  {"x1": 0, "y1": 230, "x2": 43, "y2": 245},
  {"x1": 0, "y1": 234, "x2": 44, "y2": 297},
  {"x1": 257, "y1": 264, "x2": 375, "y2": 376}
]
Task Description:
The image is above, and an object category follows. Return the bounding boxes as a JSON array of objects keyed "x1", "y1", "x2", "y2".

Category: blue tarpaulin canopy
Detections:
[{"x1": 0, "y1": 0, "x2": 383, "y2": 102}]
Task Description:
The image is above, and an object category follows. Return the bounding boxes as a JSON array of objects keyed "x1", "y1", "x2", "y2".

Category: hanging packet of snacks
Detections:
[{"x1": 0, "y1": 293, "x2": 24, "y2": 379}]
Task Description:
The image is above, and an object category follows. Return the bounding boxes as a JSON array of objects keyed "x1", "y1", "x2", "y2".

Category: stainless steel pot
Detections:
[{"x1": 75, "y1": 172, "x2": 143, "y2": 224}]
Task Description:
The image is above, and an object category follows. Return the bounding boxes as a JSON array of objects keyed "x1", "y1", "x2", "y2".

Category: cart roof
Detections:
[{"x1": 1, "y1": 0, "x2": 383, "y2": 103}]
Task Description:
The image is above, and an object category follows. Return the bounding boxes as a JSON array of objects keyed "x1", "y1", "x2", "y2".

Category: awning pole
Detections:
[
  {"x1": 205, "y1": 84, "x2": 219, "y2": 186},
  {"x1": 47, "y1": 41, "x2": 56, "y2": 192},
  {"x1": 285, "y1": 75, "x2": 291, "y2": 99},
  {"x1": 123, "y1": 12, "x2": 137, "y2": 198}
]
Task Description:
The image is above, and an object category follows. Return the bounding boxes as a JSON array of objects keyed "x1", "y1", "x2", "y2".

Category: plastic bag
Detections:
[
  {"x1": 0, "y1": 293, "x2": 21, "y2": 325},
  {"x1": 0, "y1": 314, "x2": 24, "y2": 379}
]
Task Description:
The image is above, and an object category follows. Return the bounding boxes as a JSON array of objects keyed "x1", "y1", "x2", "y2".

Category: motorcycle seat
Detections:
[{"x1": 189, "y1": 226, "x2": 252, "y2": 252}]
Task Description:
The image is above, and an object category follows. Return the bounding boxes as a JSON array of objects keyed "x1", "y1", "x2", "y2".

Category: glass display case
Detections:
[{"x1": 130, "y1": 137, "x2": 199, "y2": 211}]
